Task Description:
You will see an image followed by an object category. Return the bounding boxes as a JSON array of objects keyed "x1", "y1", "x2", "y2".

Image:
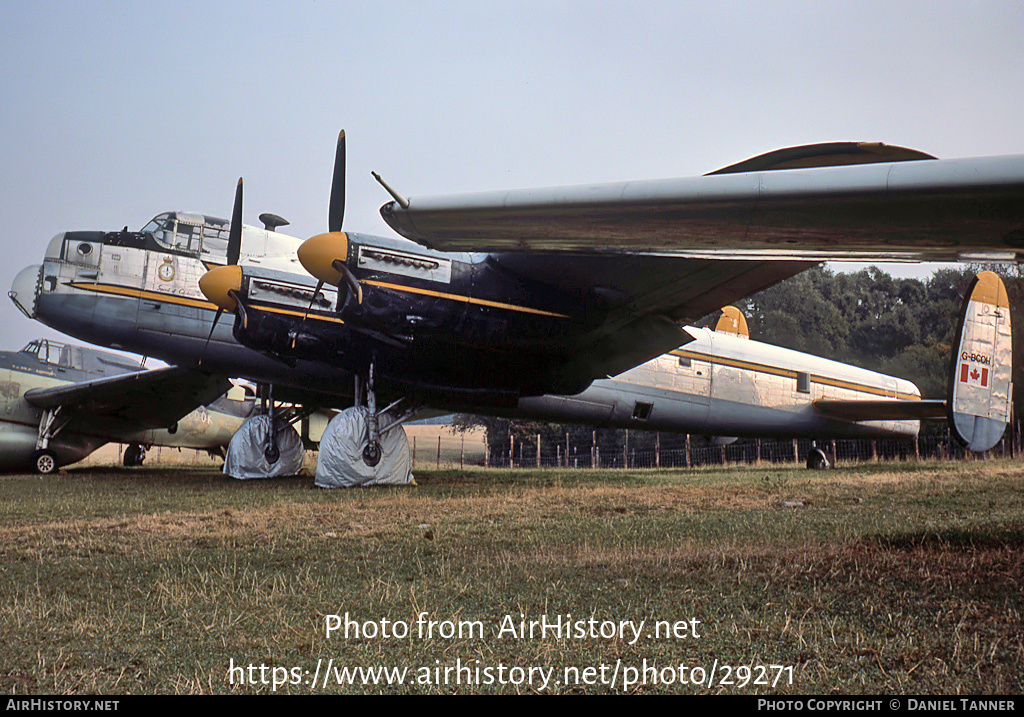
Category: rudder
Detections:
[{"x1": 949, "y1": 271, "x2": 1013, "y2": 452}]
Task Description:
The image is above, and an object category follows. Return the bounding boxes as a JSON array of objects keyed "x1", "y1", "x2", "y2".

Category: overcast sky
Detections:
[{"x1": 1, "y1": 0, "x2": 1022, "y2": 353}]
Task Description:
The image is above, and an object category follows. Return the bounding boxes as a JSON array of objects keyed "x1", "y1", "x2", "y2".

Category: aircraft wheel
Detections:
[
  {"x1": 362, "y1": 441, "x2": 382, "y2": 467},
  {"x1": 806, "y1": 447, "x2": 831, "y2": 470},
  {"x1": 264, "y1": 442, "x2": 280, "y2": 465},
  {"x1": 32, "y1": 449, "x2": 58, "y2": 475},
  {"x1": 123, "y1": 444, "x2": 145, "y2": 467}
]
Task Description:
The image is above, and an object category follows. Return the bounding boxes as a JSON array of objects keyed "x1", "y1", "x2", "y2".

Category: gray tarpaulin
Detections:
[
  {"x1": 315, "y1": 406, "x2": 414, "y2": 487},
  {"x1": 223, "y1": 414, "x2": 305, "y2": 479}
]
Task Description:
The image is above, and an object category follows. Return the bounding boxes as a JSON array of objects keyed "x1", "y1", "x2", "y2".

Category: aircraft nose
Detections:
[
  {"x1": 298, "y1": 231, "x2": 349, "y2": 286},
  {"x1": 199, "y1": 264, "x2": 243, "y2": 312},
  {"x1": 9, "y1": 264, "x2": 42, "y2": 319}
]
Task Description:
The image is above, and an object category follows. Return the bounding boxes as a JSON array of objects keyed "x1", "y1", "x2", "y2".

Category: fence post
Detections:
[
  {"x1": 656, "y1": 432, "x2": 661, "y2": 468},
  {"x1": 792, "y1": 439, "x2": 798, "y2": 464},
  {"x1": 685, "y1": 434, "x2": 691, "y2": 468},
  {"x1": 536, "y1": 434, "x2": 541, "y2": 468}
]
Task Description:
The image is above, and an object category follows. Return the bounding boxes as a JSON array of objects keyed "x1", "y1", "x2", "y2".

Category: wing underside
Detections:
[
  {"x1": 489, "y1": 253, "x2": 817, "y2": 390},
  {"x1": 25, "y1": 366, "x2": 231, "y2": 433},
  {"x1": 813, "y1": 399, "x2": 947, "y2": 422}
]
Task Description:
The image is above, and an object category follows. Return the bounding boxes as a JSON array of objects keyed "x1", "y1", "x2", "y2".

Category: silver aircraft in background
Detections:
[
  {"x1": 10, "y1": 135, "x2": 1021, "y2": 477},
  {"x1": 0, "y1": 338, "x2": 254, "y2": 473}
]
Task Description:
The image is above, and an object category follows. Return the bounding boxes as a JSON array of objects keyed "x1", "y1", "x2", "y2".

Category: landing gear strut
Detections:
[
  {"x1": 259, "y1": 384, "x2": 281, "y2": 465},
  {"x1": 361, "y1": 363, "x2": 382, "y2": 467}
]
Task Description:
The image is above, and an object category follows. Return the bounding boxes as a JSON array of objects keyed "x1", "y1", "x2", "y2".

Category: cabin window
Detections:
[
  {"x1": 142, "y1": 213, "x2": 176, "y2": 247},
  {"x1": 202, "y1": 218, "x2": 230, "y2": 255},
  {"x1": 678, "y1": 356, "x2": 691, "y2": 368},
  {"x1": 173, "y1": 221, "x2": 202, "y2": 252},
  {"x1": 796, "y1": 372, "x2": 811, "y2": 393},
  {"x1": 632, "y1": 402, "x2": 653, "y2": 420}
]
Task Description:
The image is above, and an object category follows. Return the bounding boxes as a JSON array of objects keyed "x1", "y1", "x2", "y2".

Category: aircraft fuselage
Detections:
[{"x1": 14, "y1": 213, "x2": 922, "y2": 443}]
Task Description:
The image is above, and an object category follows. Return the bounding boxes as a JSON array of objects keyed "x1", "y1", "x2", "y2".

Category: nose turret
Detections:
[{"x1": 9, "y1": 264, "x2": 42, "y2": 318}]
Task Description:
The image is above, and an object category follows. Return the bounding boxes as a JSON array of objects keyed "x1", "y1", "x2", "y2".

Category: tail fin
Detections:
[
  {"x1": 712, "y1": 306, "x2": 750, "y2": 338},
  {"x1": 949, "y1": 271, "x2": 1013, "y2": 452}
]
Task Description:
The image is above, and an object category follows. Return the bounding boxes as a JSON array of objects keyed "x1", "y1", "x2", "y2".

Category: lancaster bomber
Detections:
[{"x1": 10, "y1": 135, "x2": 1021, "y2": 479}]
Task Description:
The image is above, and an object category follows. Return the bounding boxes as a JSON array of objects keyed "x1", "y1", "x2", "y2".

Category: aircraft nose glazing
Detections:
[
  {"x1": 9, "y1": 264, "x2": 42, "y2": 319},
  {"x1": 199, "y1": 264, "x2": 243, "y2": 312}
]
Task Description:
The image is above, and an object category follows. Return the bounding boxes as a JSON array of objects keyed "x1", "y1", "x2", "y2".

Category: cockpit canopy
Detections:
[
  {"x1": 20, "y1": 339, "x2": 85, "y2": 370},
  {"x1": 141, "y1": 212, "x2": 230, "y2": 255},
  {"x1": 20, "y1": 339, "x2": 145, "y2": 374}
]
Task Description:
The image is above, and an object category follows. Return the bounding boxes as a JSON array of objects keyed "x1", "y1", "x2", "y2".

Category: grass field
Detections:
[{"x1": 1, "y1": 458, "x2": 1022, "y2": 694}]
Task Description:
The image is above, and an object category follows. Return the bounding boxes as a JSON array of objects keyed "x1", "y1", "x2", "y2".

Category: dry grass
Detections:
[{"x1": 0, "y1": 460, "x2": 1022, "y2": 693}]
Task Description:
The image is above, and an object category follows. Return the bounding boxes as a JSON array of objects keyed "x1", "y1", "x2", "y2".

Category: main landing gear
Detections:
[
  {"x1": 314, "y1": 360, "x2": 418, "y2": 487},
  {"x1": 123, "y1": 443, "x2": 147, "y2": 467},
  {"x1": 222, "y1": 384, "x2": 305, "y2": 479},
  {"x1": 806, "y1": 445, "x2": 831, "y2": 470},
  {"x1": 32, "y1": 406, "x2": 69, "y2": 475}
]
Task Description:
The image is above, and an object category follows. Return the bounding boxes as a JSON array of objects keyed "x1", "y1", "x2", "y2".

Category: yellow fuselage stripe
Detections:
[
  {"x1": 363, "y1": 279, "x2": 570, "y2": 318},
  {"x1": 671, "y1": 348, "x2": 920, "y2": 401},
  {"x1": 71, "y1": 280, "x2": 568, "y2": 320},
  {"x1": 67, "y1": 283, "x2": 344, "y2": 324}
]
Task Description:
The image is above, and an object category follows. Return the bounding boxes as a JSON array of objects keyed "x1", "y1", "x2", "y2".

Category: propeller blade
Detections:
[
  {"x1": 328, "y1": 130, "x2": 346, "y2": 232},
  {"x1": 300, "y1": 280, "x2": 325, "y2": 323},
  {"x1": 227, "y1": 178, "x2": 243, "y2": 266},
  {"x1": 198, "y1": 308, "x2": 224, "y2": 365}
]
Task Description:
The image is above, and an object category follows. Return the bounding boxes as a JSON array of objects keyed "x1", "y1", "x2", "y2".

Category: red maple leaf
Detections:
[{"x1": 970, "y1": 368, "x2": 980, "y2": 381}]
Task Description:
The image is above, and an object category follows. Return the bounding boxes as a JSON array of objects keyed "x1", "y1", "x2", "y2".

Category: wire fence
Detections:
[{"x1": 467, "y1": 431, "x2": 1020, "y2": 470}]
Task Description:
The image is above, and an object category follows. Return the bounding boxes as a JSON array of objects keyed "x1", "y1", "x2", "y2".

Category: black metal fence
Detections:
[{"x1": 476, "y1": 432, "x2": 1018, "y2": 469}]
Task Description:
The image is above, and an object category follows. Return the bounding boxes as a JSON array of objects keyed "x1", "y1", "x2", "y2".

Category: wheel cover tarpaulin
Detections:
[
  {"x1": 315, "y1": 407, "x2": 414, "y2": 487},
  {"x1": 223, "y1": 414, "x2": 305, "y2": 479}
]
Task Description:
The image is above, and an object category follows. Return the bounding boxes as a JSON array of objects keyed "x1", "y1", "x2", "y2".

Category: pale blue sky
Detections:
[{"x1": 2, "y1": 0, "x2": 1022, "y2": 350}]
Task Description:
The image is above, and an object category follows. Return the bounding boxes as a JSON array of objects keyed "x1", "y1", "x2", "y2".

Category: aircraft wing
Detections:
[
  {"x1": 380, "y1": 150, "x2": 1024, "y2": 261},
  {"x1": 25, "y1": 366, "x2": 231, "y2": 432},
  {"x1": 813, "y1": 399, "x2": 947, "y2": 422}
]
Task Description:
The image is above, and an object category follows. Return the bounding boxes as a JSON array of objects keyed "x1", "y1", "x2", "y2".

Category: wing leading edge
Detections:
[{"x1": 380, "y1": 148, "x2": 1024, "y2": 261}]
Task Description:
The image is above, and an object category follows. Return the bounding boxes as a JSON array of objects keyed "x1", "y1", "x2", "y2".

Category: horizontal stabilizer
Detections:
[
  {"x1": 814, "y1": 398, "x2": 946, "y2": 422},
  {"x1": 949, "y1": 271, "x2": 1013, "y2": 452}
]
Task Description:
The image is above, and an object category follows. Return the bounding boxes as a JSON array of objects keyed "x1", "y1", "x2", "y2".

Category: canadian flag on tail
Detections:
[{"x1": 959, "y1": 363, "x2": 989, "y2": 387}]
